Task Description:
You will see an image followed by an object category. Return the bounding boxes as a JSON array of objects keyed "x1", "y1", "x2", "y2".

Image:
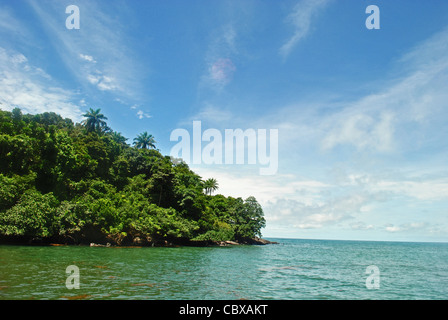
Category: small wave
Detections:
[{"x1": 258, "y1": 265, "x2": 313, "y2": 272}]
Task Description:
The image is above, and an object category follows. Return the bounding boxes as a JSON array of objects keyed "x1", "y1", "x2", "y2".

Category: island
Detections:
[{"x1": 0, "y1": 108, "x2": 276, "y2": 247}]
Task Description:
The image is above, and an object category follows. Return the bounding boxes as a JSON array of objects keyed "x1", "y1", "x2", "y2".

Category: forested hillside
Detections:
[{"x1": 0, "y1": 108, "x2": 266, "y2": 246}]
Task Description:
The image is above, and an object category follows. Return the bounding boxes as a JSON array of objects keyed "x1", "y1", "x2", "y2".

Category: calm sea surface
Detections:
[{"x1": 0, "y1": 238, "x2": 447, "y2": 300}]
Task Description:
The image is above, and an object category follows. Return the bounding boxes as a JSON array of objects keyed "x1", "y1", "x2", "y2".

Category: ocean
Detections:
[{"x1": 0, "y1": 238, "x2": 447, "y2": 300}]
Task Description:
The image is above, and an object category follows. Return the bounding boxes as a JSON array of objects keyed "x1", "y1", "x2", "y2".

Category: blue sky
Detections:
[{"x1": 1, "y1": 0, "x2": 448, "y2": 242}]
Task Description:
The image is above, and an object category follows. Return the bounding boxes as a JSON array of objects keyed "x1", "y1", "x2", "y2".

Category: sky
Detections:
[{"x1": 1, "y1": 0, "x2": 448, "y2": 242}]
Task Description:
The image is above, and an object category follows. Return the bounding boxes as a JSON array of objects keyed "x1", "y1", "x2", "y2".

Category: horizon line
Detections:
[{"x1": 263, "y1": 236, "x2": 448, "y2": 244}]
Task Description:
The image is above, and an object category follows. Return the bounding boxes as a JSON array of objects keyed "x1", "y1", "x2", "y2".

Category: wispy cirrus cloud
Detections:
[
  {"x1": 0, "y1": 5, "x2": 87, "y2": 121},
  {"x1": 320, "y1": 30, "x2": 448, "y2": 154},
  {"x1": 265, "y1": 26, "x2": 448, "y2": 156},
  {"x1": 191, "y1": 26, "x2": 448, "y2": 240},
  {"x1": 28, "y1": 0, "x2": 145, "y2": 103},
  {"x1": 280, "y1": 0, "x2": 332, "y2": 58},
  {"x1": 0, "y1": 47, "x2": 82, "y2": 121},
  {"x1": 200, "y1": 24, "x2": 238, "y2": 92},
  {"x1": 0, "y1": 5, "x2": 30, "y2": 40},
  {"x1": 209, "y1": 58, "x2": 236, "y2": 87}
]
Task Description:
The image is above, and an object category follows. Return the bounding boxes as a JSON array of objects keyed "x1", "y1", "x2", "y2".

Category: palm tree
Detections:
[
  {"x1": 203, "y1": 178, "x2": 219, "y2": 195},
  {"x1": 109, "y1": 131, "x2": 128, "y2": 145},
  {"x1": 133, "y1": 131, "x2": 156, "y2": 149},
  {"x1": 81, "y1": 108, "x2": 108, "y2": 133}
]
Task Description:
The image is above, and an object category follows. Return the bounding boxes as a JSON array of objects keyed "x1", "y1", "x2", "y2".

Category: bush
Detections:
[
  {"x1": 131, "y1": 204, "x2": 199, "y2": 239},
  {"x1": 0, "y1": 173, "x2": 36, "y2": 211},
  {"x1": 0, "y1": 191, "x2": 58, "y2": 237},
  {"x1": 192, "y1": 229, "x2": 235, "y2": 242},
  {"x1": 56, "y1": 198, "x2": 93, "y2": 236}
]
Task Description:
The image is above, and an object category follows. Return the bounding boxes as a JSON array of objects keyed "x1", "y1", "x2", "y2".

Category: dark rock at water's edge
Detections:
[
  {"x1": 0, "y1": 234, "x2": 278, "y2": 247},
  {"x1": 209, "y1": 237, "x2": 278, "y2": 247},
  {"x1": 239, "y1": 237, "x2": 279, "y2": 245}
]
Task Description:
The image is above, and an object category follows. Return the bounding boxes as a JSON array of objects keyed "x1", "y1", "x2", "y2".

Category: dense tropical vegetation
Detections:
[{"x1": 0, "y1": 108, "x2": 266, "y2": 246}]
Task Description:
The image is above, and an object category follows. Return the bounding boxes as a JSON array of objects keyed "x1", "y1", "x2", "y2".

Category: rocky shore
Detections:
[
  {"x1": 89, "y1": 237, "x2": 278, "y2": 247},
  {"x1": 0, "y1": 234, "x2": 278, "y2": 247},
  {"x1": 214, "y1": 237, "x2": 278, "y2": 247}
]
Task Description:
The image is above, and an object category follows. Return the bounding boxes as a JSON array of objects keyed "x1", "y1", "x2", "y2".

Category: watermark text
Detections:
[{"x1": 170, "y1": 121, "x2": 278, "y2": 175}]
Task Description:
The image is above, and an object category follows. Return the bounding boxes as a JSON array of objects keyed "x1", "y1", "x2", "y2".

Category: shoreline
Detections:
[{"x1": 0, "y1": 235, "x2": 278, "y2": 248}]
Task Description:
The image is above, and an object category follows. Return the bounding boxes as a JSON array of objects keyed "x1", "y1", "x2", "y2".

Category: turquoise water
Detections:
[{"x1": 0, "y1": 239, "x2": 447, "y2": 300}]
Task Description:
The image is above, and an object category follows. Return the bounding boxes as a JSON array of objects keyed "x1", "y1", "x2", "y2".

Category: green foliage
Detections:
[
  {"x1": 233, "y1": 196, "x2": 266, "y2": 239},
  {"x1": 0, "y1": 134, "x2": 35, "y2": 175},
  {"x1": 131, "y1": 204, "x2": 199, "y2": 239},
  {"x1": 0, "y1": 191, "x2": 58, "y2": 237},
  {"x1": 81, "y1": 108, "x2": 108, "y2": 133},
  {"x1": 192, "y1": 227, "x2": 234, "y2": 242},
  {"x1": 0, "y1": 173, "x2": 36, "y2": 211},
  {"x1": 0, "y1": 108, "x2": 266, "y2": 244},
  {"x1": 56, "y1": 199, "x2": 92, "y2": 236},
  {"x1": 133, "y1": 131, "x2": 156, "y2": 149},
  {"x1": 203, "y1": 178, "x2": 219, "y2": 195}
]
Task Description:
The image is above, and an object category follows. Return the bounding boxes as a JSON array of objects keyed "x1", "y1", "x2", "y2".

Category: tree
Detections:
[
  {"x1": 81, "y1": 108, "x2": 108, "y2": 133},
  {"x1": 109, "y1": 132, "x2": 128, "y2": 145},
  {"x1": 0, "y1": 191, "x2": 59, "y2": 238},
  {"x1": 231, "y1": 196, "x2": 266, "y2": 239},
  {"x1": 203, "y1": 178, "x2": 219, "y2": 196},
  {"x1": 133, "y1": 131, "x2": 156, "y2": 149}
]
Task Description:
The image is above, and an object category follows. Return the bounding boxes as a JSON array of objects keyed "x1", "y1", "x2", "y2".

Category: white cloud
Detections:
[
  {"x1": 384, "y1": 222, "x2": 428, "y2": 233},
  {"x1": 193, "y1": 167, "x2": 329, "y2": 205},
  {"x1": 193, "y1": 160, "x2": 448, "y2": 237},
  {"x1": 350, "y1": 222, "x2": 374, "y2": 231},
  {"x1": 87, "y1": 73, "x2": 118, "y2": 91},
  {"x1": 385, "y1": 225, "x2": 401, "y2": 233},
  {"x1": 257, "y1": 27, "x2": 448, "y2": 158},
  {"x1": 192, "y1": 166, "x2": 368, "y2": 230},
  {"x1": 10, "y1": 53, "x2": 27, "y2": 64},
  {"x1": 321, "y1": 110, "x2": 396, "y2": 152},
  {"x1": 266, "y1": 192, "x2": 372, "y2": 230},
  {"x1": 87, "y1": 74, "x2": 100, "y2": 85},
  {"x1": 322, "y1": 30, "x2": 448, "y2": 154},
  {"x1": 319, "y1": 64, "x2": 447, "y2": 153},
  {"x1": 373, "y1": 179, "x2": 448, "y2": 201},
  {"x1": 280, "y1": 0, "x2": 332, "y2": 58},
  {"x1": 97, "y1": 76, "x2": 118, "y2": 91},
  {"x1": 186, "y1": 26, "x2": 448, "y2": 240},
  {"x1": 136, "y1": 110, "x2": 151, "y2": 120},
  {"x1": 79, "y1": 54, "x2": 96, "y2": 63},
  {"x1": 0, "y1": 47, "x2": 82, "y2": 121}
]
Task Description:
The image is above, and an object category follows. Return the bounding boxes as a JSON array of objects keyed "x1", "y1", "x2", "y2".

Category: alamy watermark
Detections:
[
  {"x1": 170, "y1": 121, "x2": 278, "y2": 175},
  {"x1": 66, "y1": 265, "x2": 80, "y2": 289},
  {"x1": 365, "y1": 265, "x2": 380, "y2": 289},
  {"x1": 63, "y1": 263, "x2": 380, "y2": 292},
  {"x1": 65, "y1": 4, "x2": 380, "y2": 31},
  {"x1": 365, "y1": 5, "x2": 380, "y2": 30},
  {"x1": 65, "y1": 5, "x2": 80, "y2": 30}
]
